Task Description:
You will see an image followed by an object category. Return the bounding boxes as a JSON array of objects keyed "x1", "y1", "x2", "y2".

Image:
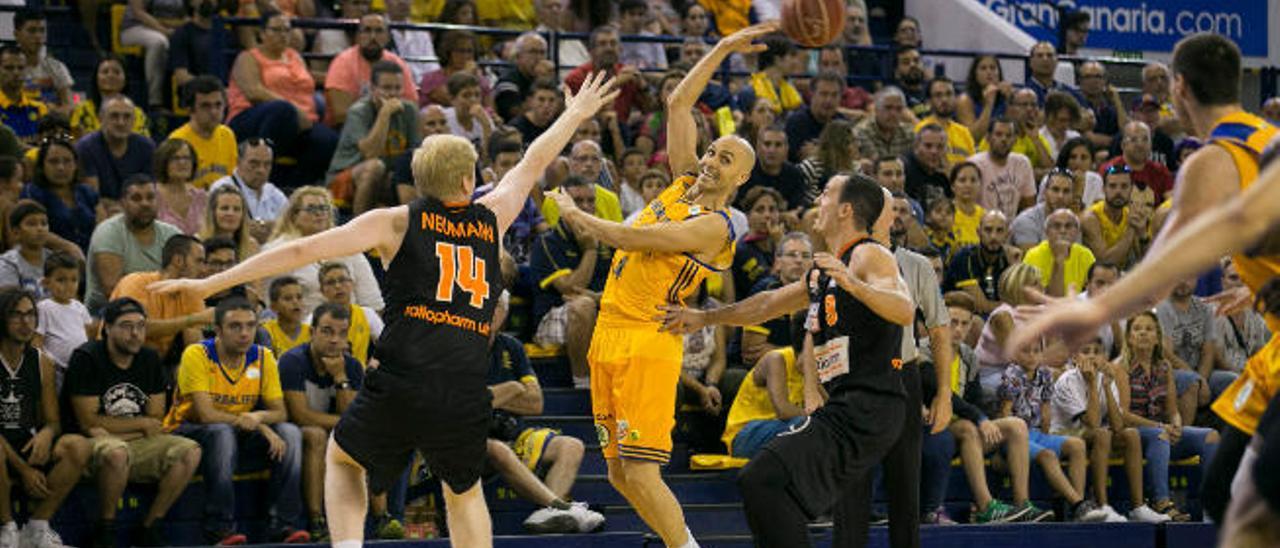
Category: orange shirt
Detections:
[
  {"x1": 227, "y1": 48, "x2": 317, "y2": 122},
  {"x1": 111, "y1": 271, "x2": 207, "y2": 352}
]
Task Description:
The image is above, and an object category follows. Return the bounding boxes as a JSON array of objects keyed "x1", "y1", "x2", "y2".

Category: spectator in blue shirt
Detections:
[
  {"x1": 22, "y1": 137, "x2": 98, "y2": 250},
  {"x1": 76, "y1": 96, "x2": 155, "y2": 213}
]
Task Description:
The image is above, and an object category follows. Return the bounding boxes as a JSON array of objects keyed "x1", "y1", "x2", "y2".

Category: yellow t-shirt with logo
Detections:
[
  {"x1": 163, "y1": 340, "x2": 283, "y2": 431},
  {"x1": 952, "y1": 203, "x2": 985, "y2": 247},
  {"x1": 916, "y1": 117, "x2": 975, "y2": 167},
  {"x1": 263, "y1": 319, "x2": 311, "y2": 360},
  {"x1": 169, "y1": 123, "x2": 239, "y2": 189},
  {"x1": 722, "y1": 347, "x2": 804, "y2": 454}
]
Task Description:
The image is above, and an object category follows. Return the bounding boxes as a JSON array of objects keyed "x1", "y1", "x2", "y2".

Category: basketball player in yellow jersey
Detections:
[
  {"x1": 549, "y1": 22, "x2": 777, "y2": 548},
  {"x1": 1006, "y1": 33, "x2": 1279, "y2": 524}
]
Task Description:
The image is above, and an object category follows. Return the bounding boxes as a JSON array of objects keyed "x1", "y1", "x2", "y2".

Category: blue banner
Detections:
[{"x1": 979, "y1": 0, "x2": 1268, "y2": 57}]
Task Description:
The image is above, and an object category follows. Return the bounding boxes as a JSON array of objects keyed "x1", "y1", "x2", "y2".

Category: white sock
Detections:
[
  {"x1": 27, "y1": 520, "x2": 49, "y2": 532},
  {"x1": 678, "y1": 528, "x2": 699, "y2": 548},
  {"x1": 332, "y1": 540, "x2": 362, "y2": 548}
]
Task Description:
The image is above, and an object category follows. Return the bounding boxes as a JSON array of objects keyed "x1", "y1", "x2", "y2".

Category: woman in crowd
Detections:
[
  {"x1": 265, "y1": 186, "x2": 383, "y2": 316},
  {"x1": 734, "y1": 97, "x2": 777, "y2": 145},
  {"x1": 226, "y1": 11, "x2": 338, "y2": 188},
  {"x1": 956, "y1": 55, "x2": 1013, "y2": 143},
  {"x1": 153, "y1": 139, "x2": 206, "y2": 235},
  {"x1": 729, "y1": 186, "x2": 784, "y2": 301},
  {"x1": 119, "y1": 0, "x2": 183, "y2": 109},
  {"x1": 797, "y1": 118, "x2": 857, "y2": 208},
  {"x1": 198, "y1": 185, "x2": 261, "y2": 263},
  {"x1": 950, "y1": 161, "x2": 985, "y2": 247},
  {"x1": 1115, "y1": 311, "x2": 1221, "y2": 522},
  {"x1": 70, "y1": 56, "x2": 151, "y2": 138},
  {"x1": 680, "y1": 2, "x2": 715, "y2": 38},
  {"x1": 21, "y1": 138, "x2": 97, "y2": 250},
  {"x1": 975, "y1": 264, "x2": 1069, "y2": 411},
  {"x1": 1057, "y1": 137, "x2": 1103, "y2": 209},
  {"x1": 420, "y1": 30, "x2": 493, "y2": 107}
]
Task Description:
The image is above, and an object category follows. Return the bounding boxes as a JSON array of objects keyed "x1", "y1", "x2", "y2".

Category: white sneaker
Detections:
[
  {"x1": 19, "y1": 525, "x2": 64, "y2": 548},
  {"x1": 523, "y1": 506, "x2": 578, "y2": 534},
  {"x1": 568, "y1": 501, "x2": 605, "y2": 533},
  {"x1": 1099, "y1": 504, "x2": 1128, "y2": 522},
  {"x1": 0, "y1": 522, "x2": 17, "y2": 548},
  {"x1": 1129, "y1": 504, "x2": 1173, "y2": 523}
]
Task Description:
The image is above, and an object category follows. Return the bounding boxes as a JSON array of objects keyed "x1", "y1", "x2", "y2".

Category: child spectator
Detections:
[
  {"x1": 998, "y1": 337, "x2": 1107, "y2": 522},
  {"x1": 316, "y1": 262, "x2": 383, "y2": 367},
  {"x1": 0, "y1": 200, "x2": 49, "y2": 298},
  {"x1": 33, "y1": 252, "x2": 93, "y2": 386},
  {"x1": 263, "y1": 276, "x2": 311, "y2": 359}
]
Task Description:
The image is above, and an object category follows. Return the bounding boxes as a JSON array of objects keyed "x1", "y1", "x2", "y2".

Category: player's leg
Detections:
[
  {"x1": 441, "y1": 480, "x2": 493, "y2": 548},
  {"x1": 882, "y1": 365, "x2": 921, "y2": 548},
  {"x1": 617, "y1": 459, "x2": 690, "y2": 546},
  {"x1": 739, "y1": 449, "x2": 813, "y2": 547},
  {"x1": 324, "y1": 437, "x2": 370, "y2": 546}
]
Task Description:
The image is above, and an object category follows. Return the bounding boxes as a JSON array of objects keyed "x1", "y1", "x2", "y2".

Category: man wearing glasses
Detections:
[
  {"x1": 495, "y1": 33, "x2": 551, "y2": 122},
  {"x1": 325, "y1": 13, "x2": 418, "y2": 127},
  {"x1": 1100, "y1": 120, "x2": 1174, "y2": 204},
  {"x1": 210, "y1": 138, "x2": 288, "y2": 242}
]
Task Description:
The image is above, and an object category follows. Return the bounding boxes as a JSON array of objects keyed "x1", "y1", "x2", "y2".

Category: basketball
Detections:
[{"x1": 780, "y1": 0, "x2": 845, "y2": 47}]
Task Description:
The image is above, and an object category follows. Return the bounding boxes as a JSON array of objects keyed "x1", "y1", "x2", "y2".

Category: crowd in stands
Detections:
[{"x1": 0, "y1": 1, "x2": 1274, "y2": 546}]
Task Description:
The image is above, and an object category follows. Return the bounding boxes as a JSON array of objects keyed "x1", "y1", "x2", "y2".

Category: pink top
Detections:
[
  {"x1": 157, "y1": 185, "x2": 208, "y2": 236},
  {"x1": 227, "y1": 48, "x2": 317, "y2": 122},
  {"x1": 325, "y1": 47, "x2": 418, "y2": 126},
  {"x1": 976, "y1": 302, "x2": 1016, "y2": 370}
]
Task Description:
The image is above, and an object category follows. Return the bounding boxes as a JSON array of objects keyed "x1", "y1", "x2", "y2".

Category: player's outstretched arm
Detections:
[
  {"x1": 550, "y1": 190, "x2": 728, "y2": 255},
  {"x1": 656, "y1": 279, "x2": 808, "y2": 333},
  {"x1": 480, "y1": 72, "x2": 619, "y2": 234},
  {"x1": 148, "y1": 207, "x2": 405, "y2": 300},
  {"x1": 1006, "y1": 147, "x2": 1280, "y2": 355},
  {"x1": 666, "y1": 22, "x2": 777, "y2": 176}
]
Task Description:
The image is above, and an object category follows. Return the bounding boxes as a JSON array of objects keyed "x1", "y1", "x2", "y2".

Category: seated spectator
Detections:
[
  {"x1": 740, "y1": 125, "x2": 805, "y2": 213},
  {"x1": 0, "y1": 158, "x2": 23, "y2": 244},
  {"x1": 1025, "y1": 41, "x2": 1084, "y2": 106},
  {"x1": 198, "y1": 185, "x2": 261, "y2": 264},
  {"x1": 210, "y1": 139, "x2": 287, "y2": 241},
  {"x1": 997, "y1": 338, "x2": 1106, "y2": 522},
  {"x1": 495, "y1": 32, "x2": 551, "y2": 122},
  {"x1": 325, "y1": 14, "x2": 419, "y2": 127},
  {"x1": 316, "y1": 262, "x2": 382, "y2": 367},
  {"x1": 904, "y1": 124, "x2": 950, "y2": 203},
  {"x1": 796, "y1": 118, "x2": 857, "y2": 215},
  {"x1": 153, "y1": 139, "x2": 207, "y2": 235},
  {"x1": 981, "y1": 89, "x2": 1054, "y2": 177},
  {"x1": 1115, "y1": 311, "x2": 1220, "y2": 522},
  {"x1": 916, "y1": 77, "x2": 975, "y2": 166},
  {"x1": 1215, "y1": 258, "x2": 1270, "y2": 375},
  {"x1": 735, "y1": 96, "x2": 777, "y2": 145},
  {"x1": 163, "y1": 296, "x2": 308, "y2": 544},
  {"x1": 1022, "y1": 208, "x2": 1095, "y2": 297},
  {"x1": 76, "y1": 96, "x2": 155, "y2": 213},
  {"x1": 532, "y1": 0, "x2": 588, "y2": 71},
  {"x1": 855, "y1": 87, "x2": 914, "y2": 162},
  {"x1": 263, "y1": 276, "x2": 310, "y2": 358},
  {"x1": 1076, "y1": 61, "x2": 1127, "y2": 150},
  {"x1": 511, "y1": 79, "x2": 561, "y2": 146},
  {"x1": 486, "y1": 296, "x2": 605, "y2": 533},
  {"x1": 199, "y1": 236, "x2": 264, "y2": 312},
  {"x1": 970, "y1": 118, "x2": 1036, "y2": 220},
  {"x1": 310, "y1": 0, "x2": 369, "y2": 63},
  {"x1": 945, "y1": 210, "x2": 1020, "y2": 314},
  {"x1": 1100, "y1": 121, "x2": 1174, "y2": 204},
  {"x1": 722, "y1": 340, "x2": 805, "y2": 460},
  {"x1": 565, "y1": 26, "x2": 646, "y2": 122},
  {"x1": 473, "y1": 139, "x2": 548, "y2": 263},
  {"x1": 617, "y1": 0, "x2": 667, "y2": 71},
  {"x1": 33, "y1": 252, "x2": 91, "y2": 375},
  {"x1": 1134, "y1": 63, "x2": 1182, "y2": 138},
  {"x1": 1049, "y1": 337, "x2": 1167, "y2": 523},
  {"x1": 889, "y1": 192, "x2": 930, "y2": 252},
  {"x1": 1039, "y1": 91, "x2": 1082, "y2": 160},
  {"x1": 1263, "y1": 96, "x2": 1280, "y2": 125},
  {"x1": 956, "y1": 55, "x2": 1013, "y2": 144},
  {"x1": 530, "y1": 176, "x2": 612, "y2": 388},
  {"x1": 21, "y1": 138, "x2": 99, "y2": 250},
  {"x1": 784, "y1": 72, "x2": 845, "y2": 163},
  {"x1": 1157, "y1": 277, "x2": 1229, "y2": 425},
  {"x1": 0, "y1": 287, "x2": 91, "y2": 548},
  {"x1": 1058, "y1": 137, "x2": 1104, "y2": 208},
  {"x1": 418, "y1": 30, "x2": 493, "y2": 107},
  {"x1": 227, "y1": 11, "x2": 339, "y2": 189},
  {"x1": 730, "y1": 187, "x2": 782, "y2": 302},
  {"x1": 386, "y1": 0, "x2": 439, "y2": 83},
  {"x1": 265, "y1": 187, "x2": 384, "y2": 316},
  {"x1": 892, "y1": 46, "x2": 928, "y2": 122},
  {"x1": 168, "y1": 0, "x2": 216, "y2": 91},
  {"x1": 623, "y1": 168, "x2": 670, "y2": 225},
  {"x1": 1011, "y1": 170, "x2": 1076, "y2": 250},
  {"x1": 948, "y1": 162, "x2": 985, "y2": 247},
  {"x1": 875, "y1": 155, "x2": 922, "y2": 220},
  {"x1": 541, "y1": 142, "x2": 623, "y2": 226},
  {"x1": 616, "y1": 147, "x2": 648, "y2": 216},
  {"x1": 0, "y1": 45, "x2": 47, "y2": 143},
  {"x1": 112, "y1": 234, "x2": 212, "y2": 356},
  {"x1": 71, "y1": 57, "x2": 151, "y2": 139},
  {"x1": 0, "y1": 201, "x2": 51, "y2": 298},
  {"x1": 65, "y1": 297, "x2": 203, "y2": 547},
  {"x1": 327, "y1": 61, "x2": 420, "y2": 215},
  {"x1": 169, "y1": 76, "x2": 238, "y2": 189},
  {"x1": 737, "y1": 34, "x2": 804, "y2": 116},
  {"x1": 443, "y1": 73, "x2": 495, "y2": 153},
  {"x1": 741, "y1": 232, "x2": 811, "y2": 366},
  {"x1": 85, "y1": 174, "x2": 183, "y2": 312},
  {"x1": 118, "y1": 0, "x2": 182, "y2": 109},
  {"x1": 814, "y1": 45, "x2": 871, "y2": 117},
  {"x1": 1080, "y1": 165, "x2": 1146, "y2": 269},
  {"x1": 923, "y1": 193, "x2": 956, "y2": 263},
  {"x1": 13, "y1": 10, "x2": 71, "y2": 114}
]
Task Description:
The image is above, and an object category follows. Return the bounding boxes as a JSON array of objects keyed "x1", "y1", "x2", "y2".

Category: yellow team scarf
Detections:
[{"x1": 750, "y1": 72, "x2": 803, "y2": 113}]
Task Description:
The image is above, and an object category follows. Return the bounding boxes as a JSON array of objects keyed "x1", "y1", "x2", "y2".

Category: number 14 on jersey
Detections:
[{"x1": 435, "y1": 242, "x2": 490, "y2": 308}]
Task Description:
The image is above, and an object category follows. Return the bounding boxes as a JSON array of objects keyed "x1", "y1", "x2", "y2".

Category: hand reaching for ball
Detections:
[{"x1": 717, "y1": 21, "x2": 779, "y2": 55}]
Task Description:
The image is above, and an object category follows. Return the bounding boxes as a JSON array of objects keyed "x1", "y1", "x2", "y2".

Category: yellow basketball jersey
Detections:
[
  {"x1": 952, "y1": 203, "x2": 984, "y2": 247},
  {"x1": 597, "y1": 176, "x2": 736, "y2": 329},
  {"x1": 263, "y1": 319, "x2": 311, "y2": 359},
  {"x1": 722, "y1": 347, "x2": 805, "y2": 453},
  {"x1": 164, "y1": 340, "x2": 283, "y2": 431},
  {"x1": 1088, "y1": 200, "x2": 1129, "y2": 248}
]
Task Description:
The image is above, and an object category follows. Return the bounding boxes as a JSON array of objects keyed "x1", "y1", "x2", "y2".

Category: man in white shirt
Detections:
[
  {"x1": 210, "y1": 139, "x2": 288, "y2": 242},
  {"x1": 386, "y1": 0, "x2": 439, "y2": 82}
]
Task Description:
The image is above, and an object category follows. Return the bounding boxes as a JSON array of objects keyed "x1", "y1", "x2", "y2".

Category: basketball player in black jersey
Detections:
[
  {"x1": 152, "y1": 73, "x2": 619, "y2": 548},
  {"x1": 661, "y1": 174, "x2": 915, "y2": 547}
]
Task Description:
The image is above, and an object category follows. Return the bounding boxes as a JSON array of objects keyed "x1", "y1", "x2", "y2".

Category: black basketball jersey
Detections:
[
  {"x1": 375, "y1": 197, "x2": 503, "y2": 383},
  {"x1": 0, "y1": 346, "x2": 42, "y2": 443},
  {"x1": 803, "y1": 238, "x2": 904, "y2": 397}
]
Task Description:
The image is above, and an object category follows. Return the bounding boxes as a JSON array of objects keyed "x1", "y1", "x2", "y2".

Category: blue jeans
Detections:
[
  {"x1": 1137, "y1": 425, "x2": 1218, "y2": 501},
  {"x1": 919, "y1": 426, "x2": 955, "y2": 512},
  {"x1": 731, "y1": 416, "x2": 807, "y2": 458},
  {"x1": 1208, "y1": 370, "x2": 1239, "y2": 400},
  {"x1": 227, "y1": 100, "x2": 339, "y2": 189},
  {"x1": 176, "y1": 421, "x2": 304, "y2": 535}
]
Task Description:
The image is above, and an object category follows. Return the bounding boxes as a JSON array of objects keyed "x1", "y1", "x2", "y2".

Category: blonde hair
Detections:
[
  {"x1": 997, "y1": 263, "x2": 1042, "y2": 306},
  {"x1": 412, "y1": 135, "x2": 478, "y2": 200},
  {"x1": 269, "y1": 186, "x2": 335, "y2": 242},
  {"x1": 199, "y1": 185, "x2": 259, "y2": 261},
  {"x1": 1117, "y1": 310, "x2": 1167, "y2": 368}
]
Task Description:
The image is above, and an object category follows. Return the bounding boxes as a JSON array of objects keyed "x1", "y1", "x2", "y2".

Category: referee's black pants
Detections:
[{"x1": 833, "y1": 363, "x2": 922, "y2": 548}]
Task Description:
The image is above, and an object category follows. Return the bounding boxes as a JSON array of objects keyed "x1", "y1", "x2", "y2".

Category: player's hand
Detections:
[
  {"x1": 978, "y1": 420, "x2": 1004, "y2": 446},
  {"x1": 1207, "y1": 285, "x2": 1254, "y2": 317},
  {"x1": 803, "y1": 383, "x2": 825, "y2": 415},
  {"x1": 148, "y1": 278, "x2": 213, "y2": 303},
  {"x1": 1007, "y1": 288, "x2": 1109, "y2": 356},
  {"x1": 24, "y1": 429, "x2": 53, "y2": 466},
  {"x1": 925, "y1": 394, "x2": 952, "y2": 434},
  {"x1": 548, "y1": 188, "x2": 581, "y2": 218},
  {"x1": 18, "y1": 466, "x2": 50, "y2": 498},
  {"x1": 562, "y1": 71, "x2": 621, "y2": 122},
  {"x1": 261, "y1": 427, "x2": 287, "y2": 462},
  {"x1": 655, "y1": 304, "x2": 707, "y2": 334},
  {"x1": 234, "y1": 413, "x2": 261, "y2": 432},
  {"x1": 717, "y1": 21, "x2": 778, "y2": 55},
  {"x1": 813, "y1": 253, "x2": 856, "y2": 294}
]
